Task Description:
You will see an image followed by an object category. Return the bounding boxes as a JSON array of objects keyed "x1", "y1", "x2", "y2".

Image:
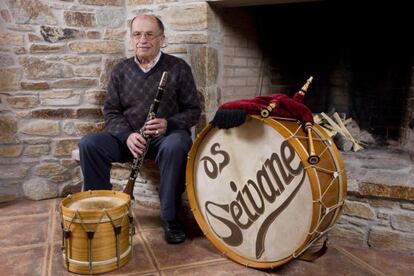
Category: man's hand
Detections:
[
  {"x1": 126, "y1": 132, "x2": 147, "y2": 158},
  {"x1": 144, "y1": 118, "x2": 167, "y2": 137}
]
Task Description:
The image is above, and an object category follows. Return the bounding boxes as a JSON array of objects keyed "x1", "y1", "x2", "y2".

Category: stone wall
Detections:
[
  {"x1": 328, "y1": 149, "x2": 414, "y2": 254},
  {"x1": 0, "y1": 0, "x2": 218, "y2": 202}
]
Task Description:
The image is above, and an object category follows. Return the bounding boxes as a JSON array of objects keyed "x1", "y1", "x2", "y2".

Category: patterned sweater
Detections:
[{"x1": 103, "y1": 53, "x2": 202, "y2": 143}]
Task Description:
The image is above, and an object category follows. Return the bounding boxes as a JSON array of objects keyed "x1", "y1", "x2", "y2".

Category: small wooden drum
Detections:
[
  {"x1": 186, "y1": 115, "x2": 347, "y2": 269},
  {"x1": 59, "y1": 190, "x2": 134, "y2": 274}
]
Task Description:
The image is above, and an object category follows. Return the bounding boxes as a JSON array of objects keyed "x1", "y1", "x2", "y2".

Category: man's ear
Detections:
[{"x1": 161, "y1": 36, "x2": 168, "y2": 48}]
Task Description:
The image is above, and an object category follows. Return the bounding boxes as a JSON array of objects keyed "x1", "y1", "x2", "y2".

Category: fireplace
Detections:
[{"x1": 210, "y1": 0, "x2": 414, "y2": 149}]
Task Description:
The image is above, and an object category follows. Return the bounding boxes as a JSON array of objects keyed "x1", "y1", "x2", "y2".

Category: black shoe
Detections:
[{"x1": 161, "y1": 219, "x2": 186, "y2": 244}]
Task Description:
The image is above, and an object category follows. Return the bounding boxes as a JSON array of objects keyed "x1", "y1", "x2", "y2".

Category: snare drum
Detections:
[
  {"x1": 186, "y1": 115, "x2": 346, "y2": 268},
  {"x1": 60, "y1": 190, "x2": 133, "y2": 274}
]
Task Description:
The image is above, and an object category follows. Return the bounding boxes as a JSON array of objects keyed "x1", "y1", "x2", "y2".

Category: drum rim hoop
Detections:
[{"x1": 60, "y1": 190, "x2": 131, "y2": 215}]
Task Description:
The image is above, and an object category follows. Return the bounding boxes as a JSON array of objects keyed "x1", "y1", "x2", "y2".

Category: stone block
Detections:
[
  {"x1": 160, "y1": 3, "x2": 207, "y2": 31},
  {"x1": 64, "y1": 11, "x2": 96, "y2": 27},
  {"x1": 73, "y1": 66, "x2": 101, "y2": 77},
  {"x1": 39, "y1": 90, "x2": 81, "y2": 106},
  {"x1": 7, "y1": 95, "x2": 39, "y2": 109},
  {"x1": 369, "y1": 226, "x2": 414, "y2": 253},
  {"x1": 50, "y1": 78, "x2": 98, "y2": 89},
  {"x1": 401, "y1": 203, "x2": 414, "y2": 211},
  {"x1": 0, "y1": 145, "x2": 23, "y2": 157},
  {"x1": 86, "y1": 30, "x2": 101, "y2": 39},
  {"x1": 0, "y1": 180, "x2": 19, "y2": 203},
  {"x1": 34, "y1": 162, "x2": 66, "y2": 177},
  {"x1": 364, "y1": 169, "x2": 409, "y2": 187},
  {"x1": 13, "y1": 47, "x2": 26, "y2": 55},
  {"x1": 40, "y1": 26, "x2": 86, "y2": 43},
  {"x1": 328, "y1": 224, "x2": 367, "y2": 247},
  {"x1": 54, "y1": 139, "x2": 80, "y2": 156},
  {"x1": 167, "y1": 34, "x2": 208, "y2": 44},
  {"x1": 29, "y1": 44, "x2": 65, "y2": 54},
  {"x1": 0, "y1": 115, "x2": 18, "y2": 143},
  {"x1": 74, "y1": 122, "x2": 105, "y2": 135},
  {"x1": 391, "y1": 212, "x2": 414, "y2": 233},
  {"x1": 0, "y1": 9, "x2": 11, "y2": 23},
  {"x1": 23, "y1": 144, "x2": 50, "y2": 157},
  {"x1": 28, "y1": 33, "x2": 42, "y2": 42},
  {"x1": 62, "y1": 56, "x2": 102, "y2": 65},
  {"x1": 0, "y1": 32, "x2": 24, "y2": 46},
  {"x1": 359, "y1": 182, "x2": 414, "y2": 201},
  {"x1": 128, "y1": 0, "x2": 152, "y2": 5},
  {"x1": 20, "y1": 120, "x2": 60, "y2": 136},
  {"x1": 0, "y1": 165, "x2": 28, "y2": 179},
  {"x1": 20, "y1": 82, "x2": 49, "y2": 90},
  {"x1": 0, "y1": 68, "x2": 21, "y2": 91},
  {"x1": 103, "y1": 29, "x2": 126, "y2": 40},
  {"x1": 80, "y1": 0, "x2": 123, "y2": 6},
  {"x1": 22, "y1": 178, "x2": 58, "y2": 200},
  {"x1": 76, "y1": 108, "x2": 103, "y2": 119},
  {"x1": 343, "y1": 200, "x2": 376, "y2": 219},
  {"x1": 68, "y1": 41, "x2": 124, "y2": 54},
  {"x1": 191, "y1": 46, "x2": 218, "y2": 87}
]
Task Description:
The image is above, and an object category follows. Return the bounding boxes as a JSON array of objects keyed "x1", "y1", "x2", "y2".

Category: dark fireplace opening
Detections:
[{"x1": 250, "y1": 1, "x2": 413, "y2": 144}]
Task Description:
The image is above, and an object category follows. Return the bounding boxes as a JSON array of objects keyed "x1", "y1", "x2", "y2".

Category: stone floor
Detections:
[{"x1": 1, "y1": 198, "x2": 413, "y2": 276}]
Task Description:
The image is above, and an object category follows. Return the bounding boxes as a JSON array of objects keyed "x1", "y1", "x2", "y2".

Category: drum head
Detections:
[
  {"x1": 187, "y1": 116, "x2": 319, "y2": 268},
  {"x1": 66, "y1": 196, "x2": 126, "y2": 210},
  {"x1": 61, "y1": 190, "x2": 130, "y2": 214}
]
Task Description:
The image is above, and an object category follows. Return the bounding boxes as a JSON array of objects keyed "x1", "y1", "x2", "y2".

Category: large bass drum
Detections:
[{"x1": 186, "y1": 115, "x2": 347, "y2": 268}]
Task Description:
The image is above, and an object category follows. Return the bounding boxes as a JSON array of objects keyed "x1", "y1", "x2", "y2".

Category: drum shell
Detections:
[
  {"x1": 60, "y1": 190, "x2": 132, "y2": 274},
  {"x1": 186, "y1": 115, "x2": 347, "y2": 269}
]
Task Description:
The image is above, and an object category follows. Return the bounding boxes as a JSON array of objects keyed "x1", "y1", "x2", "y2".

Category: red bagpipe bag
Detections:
[{"x1": 212, "y1": 92, "x2": 313, "y2": 129}]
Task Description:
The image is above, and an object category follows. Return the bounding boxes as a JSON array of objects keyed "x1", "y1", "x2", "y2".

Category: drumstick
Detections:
[{"x1": 305, "y1": 122, "x2": 320, "y2": 164}]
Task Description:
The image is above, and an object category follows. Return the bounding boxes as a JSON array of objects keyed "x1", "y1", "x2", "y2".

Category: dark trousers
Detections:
[{"x1": 79, "y1": 130, "x2": 192, "y2": 221}]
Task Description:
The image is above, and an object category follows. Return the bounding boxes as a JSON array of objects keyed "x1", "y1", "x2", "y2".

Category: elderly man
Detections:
[{"x1": 79, "y1": 14, "x2": 201, "y2": 244}]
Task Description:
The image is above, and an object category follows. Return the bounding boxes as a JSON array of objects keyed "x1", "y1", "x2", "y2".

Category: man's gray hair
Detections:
[{"x1": 130, "y1": 14, "x2": 164, "y2": 34}]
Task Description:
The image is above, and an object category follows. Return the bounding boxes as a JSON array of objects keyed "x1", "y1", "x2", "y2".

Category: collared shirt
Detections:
[{"x1": 134, "y1": 51, "x2": 162, "y2": 73}]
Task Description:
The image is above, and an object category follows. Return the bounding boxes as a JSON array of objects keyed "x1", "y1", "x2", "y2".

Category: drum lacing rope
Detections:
[
  {"x1": 61, "y1": 212, "x2": 77, "y2": 270},
  {"x1": 293, "y1": 200, "x2": 343, "y2": 259},
  {"x1": 76, "y1": 210, "x2": 106, "y2": 274},
  {"x1": 103, "y1": 208, "x2": 129, "y2": 269},
  {"x1": 285, "y1": 123, "x2": 302, "y2": 141},
  {"x1": 295, "y1": 158, "x2": 346, "y2": 260}
]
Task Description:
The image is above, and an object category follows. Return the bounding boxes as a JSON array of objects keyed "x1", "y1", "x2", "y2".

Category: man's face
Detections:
[{"x1": 130, "y1": 16, "x2": 165, "y2": 62}]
